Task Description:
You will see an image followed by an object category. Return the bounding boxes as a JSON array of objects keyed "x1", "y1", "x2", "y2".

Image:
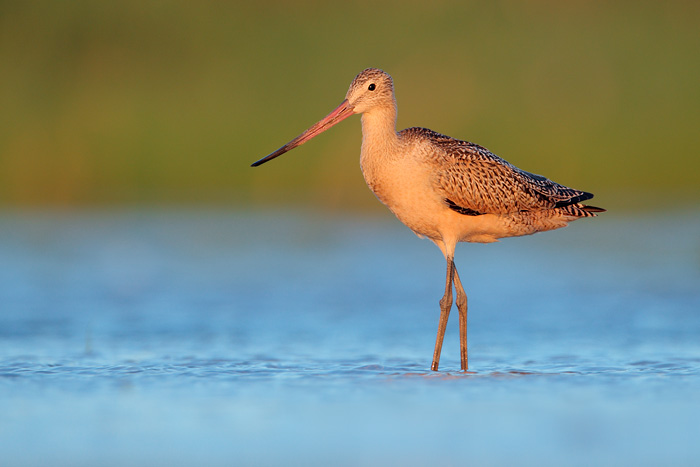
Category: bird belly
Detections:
[{"x1": 453, "y1": 210, "x2": 574, "y2": 243}]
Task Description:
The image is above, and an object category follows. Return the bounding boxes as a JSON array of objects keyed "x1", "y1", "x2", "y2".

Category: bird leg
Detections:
[
  {"x1": 453, "y1": 267, "x2": 468, "y2": 371},
  {"x1": 431, "y1": 256, "x2": 455, "y2": 371}
]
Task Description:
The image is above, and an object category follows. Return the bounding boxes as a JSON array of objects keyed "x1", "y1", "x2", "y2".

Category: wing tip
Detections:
[{"x1": 554, "y1": 191, "x2": 594, "y2": 208}]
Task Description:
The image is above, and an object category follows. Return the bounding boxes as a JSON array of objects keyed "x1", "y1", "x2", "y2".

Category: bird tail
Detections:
[
  {"x1": 581, "y1": 205, "x2": 606, "y2": 214},
  {"x1": 558, "y1": 203, "x2": 606, "y2": 217}
]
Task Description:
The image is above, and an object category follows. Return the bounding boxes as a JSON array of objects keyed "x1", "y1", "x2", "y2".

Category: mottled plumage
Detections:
[
  {"x1": 403, "y1": 127, "x2": 593, "y2": 213},
  {"x1": 252, "y1": 68, "x2": 604, "y2": 371}
]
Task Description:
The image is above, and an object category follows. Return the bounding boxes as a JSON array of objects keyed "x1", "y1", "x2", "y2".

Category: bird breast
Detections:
[{"x1": 360, "y1": 137, "x2": 447, "y2": 241}]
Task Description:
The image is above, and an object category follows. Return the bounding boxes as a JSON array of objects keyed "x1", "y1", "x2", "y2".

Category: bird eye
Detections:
[{"x1": 368, "y1": 83, "x2": 376, "y2": 91}]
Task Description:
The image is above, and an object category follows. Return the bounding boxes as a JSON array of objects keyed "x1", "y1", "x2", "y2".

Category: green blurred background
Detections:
[{"x1": 2, "y1": 1, "x2": 699, "y2": 211}]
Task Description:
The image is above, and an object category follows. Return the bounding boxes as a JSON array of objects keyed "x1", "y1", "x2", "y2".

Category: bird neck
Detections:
[{"x1": 360, "y1": 102, "x2": 400, "y2": 160}]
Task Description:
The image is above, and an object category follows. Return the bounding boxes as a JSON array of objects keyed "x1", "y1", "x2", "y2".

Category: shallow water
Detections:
[{"x1": 1, "y1": 209, "x2": 699, "y2": 466}]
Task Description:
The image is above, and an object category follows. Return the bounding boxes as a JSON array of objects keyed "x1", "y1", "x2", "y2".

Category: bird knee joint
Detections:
[
  {"x1": 439, "y1": 295, "x2": 453, "y2": 309},
  {"x1": 455, "y1": 291, "x2": 467, "y2": 309}
]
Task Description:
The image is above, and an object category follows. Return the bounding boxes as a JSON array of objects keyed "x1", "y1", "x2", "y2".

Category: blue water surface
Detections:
[{"x1": 1, "y1": 209, "x2": 699, "y2": 466}]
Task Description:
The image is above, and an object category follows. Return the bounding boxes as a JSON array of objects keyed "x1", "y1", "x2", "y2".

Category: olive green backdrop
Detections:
[{"x1": 2, "y1": 1, "x2": 698, "y2": 210}]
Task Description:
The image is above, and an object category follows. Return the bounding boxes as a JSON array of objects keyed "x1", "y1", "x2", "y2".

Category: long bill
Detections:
[{"x1": 251, "y1": 99, "x2": 356, "y2": 167}]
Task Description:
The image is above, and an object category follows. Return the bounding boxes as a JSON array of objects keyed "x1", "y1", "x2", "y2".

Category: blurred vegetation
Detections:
[{"x1": 1, "y1": 1, "x2": 699, "y2": 211}]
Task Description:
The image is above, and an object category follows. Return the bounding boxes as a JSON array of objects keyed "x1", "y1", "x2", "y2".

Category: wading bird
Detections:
[{"x1": 251, "y1": 68, "x2": 604, "y2": 371}]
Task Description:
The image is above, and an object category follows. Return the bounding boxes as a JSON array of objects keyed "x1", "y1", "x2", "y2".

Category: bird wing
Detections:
[{"x1": 403, "y1": 128, "x2": 592, "y2": 215}]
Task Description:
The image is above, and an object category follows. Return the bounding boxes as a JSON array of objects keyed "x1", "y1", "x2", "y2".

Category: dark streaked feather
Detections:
[{"x1": 445, "y1": 198, "x2": 483, "y2": 216}]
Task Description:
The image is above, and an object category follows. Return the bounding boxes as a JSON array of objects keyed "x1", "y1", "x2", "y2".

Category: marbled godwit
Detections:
[{"x1": 252, "y1": 68, "x2": 604, "y2": 371}]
